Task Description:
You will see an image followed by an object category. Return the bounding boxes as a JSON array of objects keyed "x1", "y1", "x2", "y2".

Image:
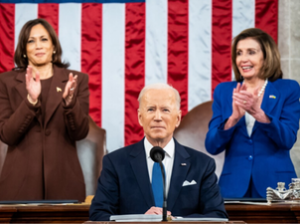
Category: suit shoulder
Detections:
[
  {"x1": 65, "y1": 68, "x2": 88, "y2": 78},
  {"x1": 54, "y1": 66, "x2": 89, "y2": 81},
  {"x1": 272, "y1": 78, "x2": 299, "y2": 88},
  {"x1": 271, "y1": 79, "x2": 300, "y2": 96},
  {"x1": 0, "y1": 70, "x2": 19, "y2": 79},
  {"x1": 214, "y1": 81, "x2": 238, "y2": 94},
  {"x1": 182, "y1": 145, "x2": 214, "y2": 163},
  {"x1": 0, "y1": 70, "x2": 23, "y2": 87},
  {"x1": 105, "y1": 141, "x2": 142, "y2": 160}
]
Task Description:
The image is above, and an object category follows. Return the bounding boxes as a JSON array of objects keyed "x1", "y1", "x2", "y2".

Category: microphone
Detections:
[
  {"x1": 150, "y1": 146, "x2": 165, "y2": 163},
  {"x1": 150, "y1": 146, "x2": 167, "y2": 221}
]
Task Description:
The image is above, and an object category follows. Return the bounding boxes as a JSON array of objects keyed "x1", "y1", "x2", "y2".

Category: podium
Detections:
[
  {"x1": 86, "y1": 222, "x2": 244, "y2": 224},
  {"x1": 226, "y1": 203, "x2": 300, "y2": 223},
  {"x1": 2, "y1": 203, "x2": 300, "y2": 223},
  {"x1": 0, "y1": 204, "x2": 89, "y2": 223}
]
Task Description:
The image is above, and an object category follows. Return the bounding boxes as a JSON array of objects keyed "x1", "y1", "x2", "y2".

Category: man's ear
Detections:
[
  {"x1": 175, "y1": 110, "x2": 182, "y2": 128},
  {"x1": 138, "y1": 108, "x2": 143, "y2": 127}
]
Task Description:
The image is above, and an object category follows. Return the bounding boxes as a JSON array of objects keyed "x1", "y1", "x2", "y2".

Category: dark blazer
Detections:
[
  {"x1": 0, "y1": 65, "x2": 89, "y2": 201},
  {"x1": 89, "y1": 138, "x2": 227, "y2": 221},
  {"x1": 205, "y1": 79, "x2": 300, "y2": 198}
]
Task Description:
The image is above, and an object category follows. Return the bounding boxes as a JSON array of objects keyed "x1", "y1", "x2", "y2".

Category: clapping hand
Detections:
[
  {"x1": 63, "y1": 73, "x2": 77, "y2": 106},
  {"x1": 224, "y1": 83, "x2": 246, "y2": 130},
  {"x1": 233, "y1": 85, "x2": 270, "y2": 123},
  {"x1": 231, "y1": 83, "x2": 246, "y2": 120},
  {"x1": 25, "y1": 66, "x2": 41, "y2": 104},
  {"x1": 233, "y1": 84, "x2": 260, "y2": 115}
]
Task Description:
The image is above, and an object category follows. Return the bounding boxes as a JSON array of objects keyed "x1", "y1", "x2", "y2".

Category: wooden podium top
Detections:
[
  {"x1": 85, "y1": 222, "x2": 244, "y2": 224},
  {"x1": 1, "y1": 203, "x2": 300, "y2": 223},
  {"x1": 226, "y1": 203, "x2": 300, "y2": 223}
]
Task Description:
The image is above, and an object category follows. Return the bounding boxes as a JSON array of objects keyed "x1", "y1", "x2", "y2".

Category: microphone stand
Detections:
[
  {"x1": 150, "y1": 146, "x2": 167, "y2": 222},
  {"x1": 158, "y1": 160, "x2": 167, "y2": 221}
]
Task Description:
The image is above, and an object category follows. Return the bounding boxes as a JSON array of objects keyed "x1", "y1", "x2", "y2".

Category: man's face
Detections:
[{"x1": 138, "y1": 88, "x2": 181, "y2": 147}]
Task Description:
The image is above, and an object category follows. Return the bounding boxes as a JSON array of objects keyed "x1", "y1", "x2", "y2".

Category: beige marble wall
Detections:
[{"x1": 278, "y1": 0, "x2": 300, "y2": 176}]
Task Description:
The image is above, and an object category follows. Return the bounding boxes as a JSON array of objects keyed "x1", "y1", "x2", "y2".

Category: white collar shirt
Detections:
[
  {"x1": 245, "y1": 111, "x2": 255, "y2": 137},
  {"x1": 144, "y1": 137, "x2": 175, "y2": 196}
]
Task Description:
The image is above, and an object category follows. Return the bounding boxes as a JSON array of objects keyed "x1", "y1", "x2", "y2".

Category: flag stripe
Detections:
[
  {"x1": 145, "y1": 0, "x2": 168, "y2": 85},
  {"x1": 38, "y1": 3, "x2": 59, "y2": 35},
  {"x1": 231, "y1": 0, "x2": 255, "y2": 80},
  {"x1": 2, "y1": 0, "x2": 145, "y2": 3},
  {"x1": 0, "y1": 3, "x2": 15, "y2": 72},
  {"x1": 255, "y1": 0, "x2": 278, "y2": 43},
  {"x1": 232, "y1": 0, "x2": 255, "y2": 38},
  {"x1": 168, "y1": 0, "x2": 189, "y2": 116},
  {"x1": 15, "y1": 4, "x2": 38, "y2": 50},
  {"x1": 102, "y1": 3, "x2": 125, "y2": 150},
  {"x1": 59, "y1": 3, "x2": 81, "y2": 71},
  {"x1": 0, "y1": 0, "x2": 278, "y2": 152},
  {"x1": 188, "y1": 0, "x2": 212, "y2": 110},
  {"x1": 211, "y1": 0, "x2": 232, "y2": 97},
  {"x1": 124, "y1": 2, "x2": 145, "y2": 146},
  {"x1": 81, "y1": 3, "x2": 102, "y2": 126}
]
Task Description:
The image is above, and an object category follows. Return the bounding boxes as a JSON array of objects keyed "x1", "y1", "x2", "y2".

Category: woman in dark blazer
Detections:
[
  {"x1": 0, "y1": 19, "x2": 89, "y2": 201},
  {"x1": 205, "y1": 28, "x2": 300, "y2": 198}
]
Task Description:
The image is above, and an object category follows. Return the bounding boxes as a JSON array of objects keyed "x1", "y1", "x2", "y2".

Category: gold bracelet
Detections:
[{"x1": 27, "y1": 94, "x2": 38, "y2": 106}]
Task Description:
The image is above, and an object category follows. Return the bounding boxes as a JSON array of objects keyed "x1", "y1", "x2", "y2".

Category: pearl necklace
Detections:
[{"x1": 258, "y1": 79, "x2": 268, "y2": 97}]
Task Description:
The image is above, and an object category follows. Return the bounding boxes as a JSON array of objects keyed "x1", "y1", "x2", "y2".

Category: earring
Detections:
[
  {"x1": 53, "y1": 50, "x2": 56, "y2": 54},
  {"x1": 23, "y1": 54, "x2": 26, "y2": 58}
]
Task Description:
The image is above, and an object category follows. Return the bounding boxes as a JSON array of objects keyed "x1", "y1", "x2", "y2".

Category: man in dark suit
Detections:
[{"x1": 90, "y1": 83, "x2": 227, "y2": 221}]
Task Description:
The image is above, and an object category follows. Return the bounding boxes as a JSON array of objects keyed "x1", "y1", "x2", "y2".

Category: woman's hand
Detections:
[
  {"x1": 231, "y1": 83, "x2": 246, "y2": 120},
  {"x1": 233, "y1": 85, "x2": 260, "y2": 114},
  {"x1": 224, "y1": 83, "x2": 245, "y2": 130},
  {"x1": 25, "y1": 66, "x2": 41, "y2": 104},
  {"x1": 233, "y1": 86, "x2": 270, "y2": 123},
  {"x1": 63, "y1": 73, "x2": 77, "y2": 106}
]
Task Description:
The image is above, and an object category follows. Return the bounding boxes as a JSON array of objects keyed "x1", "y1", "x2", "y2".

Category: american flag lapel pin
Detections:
[{"x1": 181, "y1": 163, "x2": 186, "y2": 166}]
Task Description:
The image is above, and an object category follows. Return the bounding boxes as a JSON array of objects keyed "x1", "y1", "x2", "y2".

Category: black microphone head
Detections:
[{"x1": 150, "y1": 146, "x2": 165, "y2": 162}]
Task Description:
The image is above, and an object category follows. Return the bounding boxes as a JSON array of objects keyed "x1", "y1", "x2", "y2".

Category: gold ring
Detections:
[{"x1": 243, "y1": 101, "x2": 247, "y2": 104}]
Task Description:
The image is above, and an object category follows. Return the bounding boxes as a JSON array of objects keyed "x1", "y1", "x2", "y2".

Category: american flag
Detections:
[{"x1": 0, "y1": 0, "x2": 278, "y2": 152}]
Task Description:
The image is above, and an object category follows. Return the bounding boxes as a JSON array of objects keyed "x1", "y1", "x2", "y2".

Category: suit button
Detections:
[
  {"x1": 45, "y1": 130, "x2": 51, "y2": 136},
  {"x1": 248, "y1": 155, "x2": 253, "y2": 160},
  {"x1": 248, "y1": 139, "x2": 253, "y2": 144}
]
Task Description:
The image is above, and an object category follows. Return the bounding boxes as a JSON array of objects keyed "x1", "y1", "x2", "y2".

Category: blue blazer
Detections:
[
  {"x1": 89, "y1": 138, "x2": 227, "y2": 221},
  {"x1": 205, "y1": 79, "x2": 300, "y2": 198}
]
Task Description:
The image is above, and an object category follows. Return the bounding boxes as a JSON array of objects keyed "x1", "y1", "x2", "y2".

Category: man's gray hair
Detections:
[{"x1": 138, "y1": 83, "x2": 181, "y2": 110}]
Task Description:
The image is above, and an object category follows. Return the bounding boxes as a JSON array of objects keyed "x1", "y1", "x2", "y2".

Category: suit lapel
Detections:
[
  {"x1": 167, "y1": 140, "x2": 190, "y2": 211},
  {"x1": 15, "y1": 70, "x2": 43, "y2": 125},
  {"x1": 15, "y1": 70, "x2": 27, "y2": 100},
  {"x1": 129, "y1": 140, "x2": 154, "y2": 208},
  {"x1": 44, "y1": 66, "x2": 68, "y2": 127},
  {"x1": 260, "y1": 81, "x2": 280, "y2": 115},
  {"x1": 253, "y1": 81, "x2": 280, "y2": 133}
]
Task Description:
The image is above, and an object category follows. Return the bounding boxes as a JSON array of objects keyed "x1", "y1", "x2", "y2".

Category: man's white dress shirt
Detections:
[{"x1": 144, "y1": 137, "x2": 175, "y2": 196}]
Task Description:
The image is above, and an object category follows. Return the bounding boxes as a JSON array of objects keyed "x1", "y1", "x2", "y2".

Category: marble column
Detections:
[{"x1": 278, "y1": 0, "x2": 300, "y2": 177}]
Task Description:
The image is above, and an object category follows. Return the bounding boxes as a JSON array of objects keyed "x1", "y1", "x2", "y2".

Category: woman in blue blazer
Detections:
[{"x1": 205, "y1": 28, "x2": 300, "y2": 198}]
